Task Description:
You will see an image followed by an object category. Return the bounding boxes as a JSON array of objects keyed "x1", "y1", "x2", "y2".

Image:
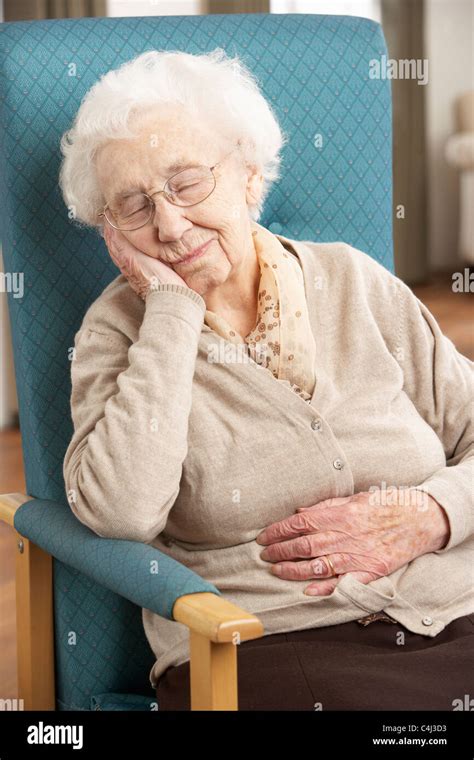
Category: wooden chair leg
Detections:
[
  {"x1": 15, "y1": 532, "x2": 55, "y2": 710},
  {"x1": 189, "y1": 631, "x2": 238, "y2": 711},
  {"x1": 174, "y1": 592, "x2": 264, "y2": 711}
]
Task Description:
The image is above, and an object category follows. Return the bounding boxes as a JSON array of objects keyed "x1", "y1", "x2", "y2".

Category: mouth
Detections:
[{"x1": 174, "y1": 238, "x2": 213, "y2": 265}]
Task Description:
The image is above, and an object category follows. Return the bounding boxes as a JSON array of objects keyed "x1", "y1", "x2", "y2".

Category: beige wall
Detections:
[{"x1": 424, "y1": 0, "x2": 474, "y2": 271}]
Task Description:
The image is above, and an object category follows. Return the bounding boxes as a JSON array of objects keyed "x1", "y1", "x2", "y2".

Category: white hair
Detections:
[{"x1": 58, "y1": 48, "x2": 288, "y2": 231}]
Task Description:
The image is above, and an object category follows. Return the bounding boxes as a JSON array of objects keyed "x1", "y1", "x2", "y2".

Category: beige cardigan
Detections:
[{"x1": 63, "y1": 232, "x2": 474, "y2": 689}]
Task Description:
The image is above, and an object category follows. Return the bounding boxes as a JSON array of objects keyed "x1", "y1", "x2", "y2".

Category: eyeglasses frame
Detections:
[{"x1": 97, "y1": 144, "x2": 241, "y2": 231}]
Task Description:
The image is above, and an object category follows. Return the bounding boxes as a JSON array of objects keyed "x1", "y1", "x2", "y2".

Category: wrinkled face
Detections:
[{"x1": 95, "y1": 103, "x2": 263, "y2": 295}]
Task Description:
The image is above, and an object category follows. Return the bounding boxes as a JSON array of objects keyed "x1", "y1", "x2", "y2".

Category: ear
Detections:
[{"x1": 245, "y1": 167, "x2": 264, "y2": 206}]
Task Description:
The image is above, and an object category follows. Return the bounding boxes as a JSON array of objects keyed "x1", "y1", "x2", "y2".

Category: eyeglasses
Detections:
[{"x1": 98, "y1": 145, "x2": 240, "y2": 231}]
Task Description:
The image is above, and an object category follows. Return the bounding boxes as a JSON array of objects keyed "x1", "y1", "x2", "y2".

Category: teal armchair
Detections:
[{"x1": 0, "y1": 11, "x2": 393, "y2": 711}]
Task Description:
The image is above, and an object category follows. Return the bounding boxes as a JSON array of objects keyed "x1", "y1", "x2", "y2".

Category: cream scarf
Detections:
[{"x1": 204, "y1": 221, "x2": 317, "y2": 402}]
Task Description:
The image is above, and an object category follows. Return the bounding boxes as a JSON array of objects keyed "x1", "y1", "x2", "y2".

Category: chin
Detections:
[{"x1": 184, "y1": 265, "x2": 225, "y2": 292}]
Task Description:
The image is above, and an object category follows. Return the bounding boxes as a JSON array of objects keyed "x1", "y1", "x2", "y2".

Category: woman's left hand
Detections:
[{"x1": 255, "y1": 489, "x2": 451, "y2": 596}]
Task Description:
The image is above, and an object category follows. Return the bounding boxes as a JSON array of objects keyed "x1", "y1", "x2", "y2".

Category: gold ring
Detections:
[{"x1": 324, "y1": 555, "x2": 337, "y2": 577}]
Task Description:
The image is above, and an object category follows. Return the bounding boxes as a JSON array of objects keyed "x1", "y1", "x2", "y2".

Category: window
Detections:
[
  {"x1": 106, "y1": 1, "x2": 201, "y2": 16},
  {"x1": 270, "y1": 0, "x2": 381, "y2": 23}
]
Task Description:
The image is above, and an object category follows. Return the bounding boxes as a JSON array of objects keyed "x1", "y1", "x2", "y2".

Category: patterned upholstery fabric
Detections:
[{"x1": 0, "y1": 12, "x2": 394, "y2": 710}]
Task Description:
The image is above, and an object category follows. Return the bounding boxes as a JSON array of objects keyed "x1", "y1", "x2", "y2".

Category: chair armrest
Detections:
[
  {"x1": 1, "y1": 493, "x2": 220, "y2": 620},
  {"x1": 173, "y1": 592, "x2": 264, "y2": 643},
  {"x1": 1, "y1": 492, "x2": 265, "y2": 711},
  {"x1": 0, "y1": 492, "x2": 29, "y2": 527}
]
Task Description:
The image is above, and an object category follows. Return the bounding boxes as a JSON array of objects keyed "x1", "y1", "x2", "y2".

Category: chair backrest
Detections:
[{"x1": 0, "y1": 12, "x2": 393, "y2": 710}]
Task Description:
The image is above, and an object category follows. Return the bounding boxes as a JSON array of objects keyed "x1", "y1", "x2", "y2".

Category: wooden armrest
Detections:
[
  {"x1": 0, "y1": 492, "x2": 33, "y2": 528},
  {"x1": 173, "y1": 592, "x2": 264, "y2": 643}
]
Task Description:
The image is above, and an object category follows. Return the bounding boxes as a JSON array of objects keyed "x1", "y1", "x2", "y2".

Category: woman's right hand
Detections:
[{"x1": 103, "y1": 223, "x2": 189, "y2": 301}]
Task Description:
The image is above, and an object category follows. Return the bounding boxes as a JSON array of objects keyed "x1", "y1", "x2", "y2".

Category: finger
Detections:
[
  {"x1": 255, "y1": 510, "x2": 324, "y2": 546},
  {"x1": 109, "y1": 246, "x2": 127, "y2": 271},
  {"x1": 104, "y1": 226, "x2": 132, "y2": 264},
  {"x1": 260, "y1": 535, "x2": 342, "y2": 563},
  {"x1": 109, "y1": 227, "x2": 144, "y2": 258},
  {"x1": 107, "y1": 235, "x2": 132, "y2": 275},
  {"x1": 103, "y1": 222, "x2": 114, "y2": 243},
  {"x1": 256, "y1": 496, "x2": 359, "y2": 546},
  {"x1": 103, "y1": 226, "x2": 122, "y2": 263},
  {"x1": 304, "y1": 579, "x2": 339, "y2": 596},
  {"x1": 304, "y1": 570, "x2": 379, "y2": 597},
  {"x1": 272, "y1": 555, "x2": 341, "y2": 581}
]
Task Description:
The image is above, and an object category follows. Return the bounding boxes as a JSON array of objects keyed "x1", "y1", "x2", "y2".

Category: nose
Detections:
[{"x1": 150, "y1": 193, "x2": 193, "y2": 242}]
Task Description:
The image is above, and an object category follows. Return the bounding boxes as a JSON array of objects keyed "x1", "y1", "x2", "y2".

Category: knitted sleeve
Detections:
[
  {"x1": 63, "y1": 283, "x2": 206, "y2": 542},
  {"x1": 392, "y1": 278, "x2": 474, "y2": 553}
]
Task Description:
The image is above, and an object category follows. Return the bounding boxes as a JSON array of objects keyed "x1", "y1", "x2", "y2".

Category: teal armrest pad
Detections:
[{"x1": 13, "y1": 498, "x2": 221, "y2": 620}]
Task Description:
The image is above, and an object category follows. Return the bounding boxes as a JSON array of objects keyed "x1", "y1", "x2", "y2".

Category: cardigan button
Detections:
[
  {"x1": 310, "y1": 418, "x2": 322, "y2": 431},
  {"x1": 333, "y1": 459, "x2": 344, "y2": 470},
  {"x1": 422, "y1": 616, "x2": 433, "y2": 626}
]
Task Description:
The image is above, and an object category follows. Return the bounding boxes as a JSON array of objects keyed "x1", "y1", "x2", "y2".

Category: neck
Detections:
[{"x1": 205, "y1": 232, "x2": 261, "y2": 335}]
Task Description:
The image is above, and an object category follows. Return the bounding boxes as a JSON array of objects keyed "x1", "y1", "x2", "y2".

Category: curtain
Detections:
[
  {"x1": 206, "y1": 1, "x2": 269, "y2": 12},
  {"x1": 4, "y1": 0, "x2": 107, "y2": 20},
  {"x1": 381, "y1": 0, "x2": 428, "y2": 284}
]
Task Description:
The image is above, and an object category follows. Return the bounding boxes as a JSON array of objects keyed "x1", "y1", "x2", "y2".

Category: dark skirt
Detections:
[{"x1": 155, "y1": 613, "x2": 474, "y2": 711}]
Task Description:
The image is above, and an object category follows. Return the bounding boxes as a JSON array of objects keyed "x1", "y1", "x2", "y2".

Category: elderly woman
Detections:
[{"x1": 60, "y1": 49, "x2": 473, "y2": 711}]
